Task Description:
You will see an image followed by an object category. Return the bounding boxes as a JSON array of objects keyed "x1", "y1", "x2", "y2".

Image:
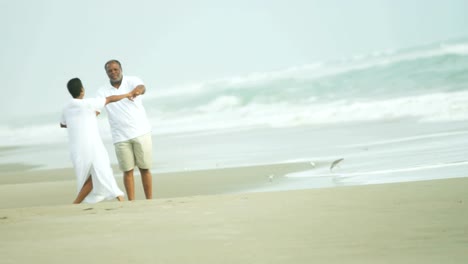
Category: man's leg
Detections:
[
  {"x1": 123, "y1": 170, "x2": 135, "y2": 201},
  {"x1": 73, "y1": 176, "x2": 93, "y2": 204},
  {"x1": 139, "y1": 168, "x2": 152, "y2": 199},
  {"x1": 115, "y1": 140, "x2": 135, "y2": 200},
  {"x1": 135, "y1": 133, "x2": 153, "y2": 200}
]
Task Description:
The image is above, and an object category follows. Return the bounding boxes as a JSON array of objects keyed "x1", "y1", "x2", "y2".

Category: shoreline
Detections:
[
  {"x1": 0, "y1": 161, "x2": 317, "y2": 209},
  {"x1": 2, "y1": 160, "x2": 467, "y2": 209}
]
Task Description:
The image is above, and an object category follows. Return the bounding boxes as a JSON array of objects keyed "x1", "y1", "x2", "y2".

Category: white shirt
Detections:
[
  {"x1": 96, "y1": 76, "x2": 151, "y2": 143},
  {"x1": 61, "y1": 98, "x2": 105, "y2": 156},
  {"x1": 61, "y1": 98, "x2": 124, "y2": 203}
]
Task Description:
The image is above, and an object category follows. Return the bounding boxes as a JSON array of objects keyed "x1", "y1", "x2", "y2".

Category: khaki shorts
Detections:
[{"x1": 114, "y1": 133, "x2": 153, "y2": 172}]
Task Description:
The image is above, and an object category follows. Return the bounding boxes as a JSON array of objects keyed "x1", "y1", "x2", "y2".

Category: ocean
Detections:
[{"x1": 2, "y1": 37, "x2": 468, "y2": 189}]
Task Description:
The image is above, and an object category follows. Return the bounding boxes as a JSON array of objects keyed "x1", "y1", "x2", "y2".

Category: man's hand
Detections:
[
  {"x1": 130, "y1": 85, "x2": 145, "y2": 100},
  {"x1": 127, "y1": 91, "x2": 137, "y2": 101}
]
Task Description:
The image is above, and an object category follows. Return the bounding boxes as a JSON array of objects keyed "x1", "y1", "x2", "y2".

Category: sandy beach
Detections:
[{"x1": 1, "y1": 162, "x2": 467, "y2": 263}]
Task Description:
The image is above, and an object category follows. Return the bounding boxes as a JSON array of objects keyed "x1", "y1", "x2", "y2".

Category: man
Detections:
[
  {"x1": 96, "y1": 60, "x2": 153, "y2": 200},
  {"x1": 61, "y1": 78, "x2": 136, "y2": 204}
]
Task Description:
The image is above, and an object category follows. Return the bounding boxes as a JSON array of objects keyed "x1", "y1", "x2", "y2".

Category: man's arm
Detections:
[
  {"x1": 105, "y1": 92, "x2": 135, "y2": 105},
  {"x1": 95, "y1": 92, "x2": 137, "y2": 115}
]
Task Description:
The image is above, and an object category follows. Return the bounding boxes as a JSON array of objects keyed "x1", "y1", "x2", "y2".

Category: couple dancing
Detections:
[{"x1": 60, "y1": 60, "x2": 153, "y2": 204}]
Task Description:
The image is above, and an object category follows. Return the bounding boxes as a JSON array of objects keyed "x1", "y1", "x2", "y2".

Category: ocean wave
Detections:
[
  {"x1": 149, "y1": 90, "x2": 468, "y2": 135},
  {"x1": 196, "y1": 95, "x2": 242, "y2": 112},
  {"x1": 4, "y1": 38, "x2": 468, "y2": 146},
  {"x1": 3, "y1": 90, "x2": 468, "y2": 146},
  {"x1": 150, "y1": 39, "x2": 468, "y2": 102},
  {"x1": 440, "y1": 43, "x2": 468, "y2": 56},
  {"x1": 0, "y1": 123, "x2": 68, "y2": 146}
]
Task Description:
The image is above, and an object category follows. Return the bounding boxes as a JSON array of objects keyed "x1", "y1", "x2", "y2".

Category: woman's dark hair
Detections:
[{"x1": 67, "y1": 78, "x2": 83, "y2": 98}]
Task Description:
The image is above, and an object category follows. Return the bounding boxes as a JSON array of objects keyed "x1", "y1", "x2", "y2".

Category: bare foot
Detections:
[{"x1": 116, "y1": 196, "x2": 125, "y2": 202}]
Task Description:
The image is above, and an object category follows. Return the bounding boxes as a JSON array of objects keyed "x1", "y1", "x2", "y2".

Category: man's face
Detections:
[{"x1": 106, "y1": 62, "x2": 123, "y2": 83}]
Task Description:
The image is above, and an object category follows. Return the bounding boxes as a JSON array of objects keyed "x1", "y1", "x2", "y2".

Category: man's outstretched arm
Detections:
[
  {"x1": 96, "y1": 91, "x2": 138, "y2": 115},
  {"x1": 105, "y1": 91, "x2": 136, "y2": 105}
]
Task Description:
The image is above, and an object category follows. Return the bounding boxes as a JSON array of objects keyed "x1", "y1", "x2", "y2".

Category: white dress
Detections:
[{"x1": 61, "y1": 98, "x2": 124, "y2": 203}]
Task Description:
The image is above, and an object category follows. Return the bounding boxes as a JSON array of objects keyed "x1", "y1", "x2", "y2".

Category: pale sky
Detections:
[{"x1": 1, "y1": 0, "x2": 467, "y2": 119}]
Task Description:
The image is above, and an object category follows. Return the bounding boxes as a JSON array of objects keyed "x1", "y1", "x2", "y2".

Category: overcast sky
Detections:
[{"x1": 1, "y1": 0, "x2": 467, "y2": 119}]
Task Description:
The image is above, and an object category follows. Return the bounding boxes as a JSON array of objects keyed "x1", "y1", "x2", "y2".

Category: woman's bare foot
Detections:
[{"x1": 116, "y1": 196, "x2": 125, "y2": 202}]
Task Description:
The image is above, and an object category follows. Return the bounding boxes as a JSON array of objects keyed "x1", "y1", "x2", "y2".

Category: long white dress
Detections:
[{"x1": 61, "y1": 98, "x2": 124, "y2": 203}]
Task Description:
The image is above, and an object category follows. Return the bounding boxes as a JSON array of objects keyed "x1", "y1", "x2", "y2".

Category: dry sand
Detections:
[{"x1": 1, "y1": 162, "x2": 467, "y2": 263}]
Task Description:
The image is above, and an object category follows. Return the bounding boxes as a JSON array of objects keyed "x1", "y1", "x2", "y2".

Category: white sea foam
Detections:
[
  {"x1": 440, "y1": 43, "x2": 468, "y2": 55},
  {"x1": 153, "y1": 90, "x2": 468, "y2": 134},
  {"x1": 341, "y1": 130, "x2": 468, "y2": 148},
  {"x1": 340, "y1": 160, "x2": 468, "y2": 177},
  {"x1": 196, "y1": 95, "x2": 242, "y2": 112},
  {"x1": 283, "y1": 160, "x2": 468, "y2": 188},
  {"x1": 2, "y1": 89, "x2": 468, "y2": 147},
  {"x1": 0, "y1": 123, "x2": 68, "y2": 146}
]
